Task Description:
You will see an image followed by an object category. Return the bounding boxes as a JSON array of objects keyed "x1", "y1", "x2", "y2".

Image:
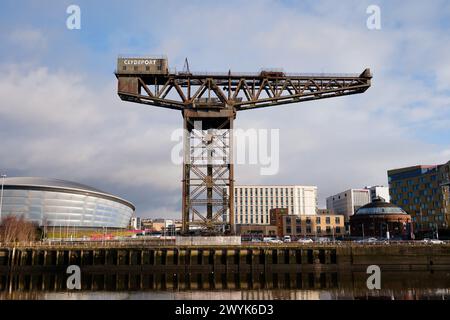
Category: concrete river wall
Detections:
[{"x1": 0, "y1": 243, "x2": 449, "y2": 291}]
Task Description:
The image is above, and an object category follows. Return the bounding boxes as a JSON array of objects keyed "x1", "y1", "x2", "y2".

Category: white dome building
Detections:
[{"x1": 0, "y1": 177, "x2": 135, "y2": 228}]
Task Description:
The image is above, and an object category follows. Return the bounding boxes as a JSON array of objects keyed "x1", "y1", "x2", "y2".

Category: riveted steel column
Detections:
[{"x1": 182, "y1": 116, "x2": 190, "y2": 234}]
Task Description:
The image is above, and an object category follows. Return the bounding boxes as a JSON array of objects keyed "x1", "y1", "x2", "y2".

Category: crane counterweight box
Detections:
[{"x1": 116, "y1": 57, "x2": 168, "y2": 75}]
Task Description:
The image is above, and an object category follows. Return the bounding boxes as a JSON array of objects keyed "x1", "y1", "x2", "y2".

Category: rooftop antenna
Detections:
[{"x1": 182, "y1": 57, "x2": 191, "y2": 74}]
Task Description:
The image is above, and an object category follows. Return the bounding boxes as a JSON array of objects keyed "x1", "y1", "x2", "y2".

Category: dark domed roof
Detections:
[{"x1": 355, "y1": 198, "x2": 407, "y2": 215}]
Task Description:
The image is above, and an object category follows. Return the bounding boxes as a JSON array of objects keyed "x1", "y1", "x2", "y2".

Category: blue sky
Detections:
[{"x1": 0, "y1": 0, "x2": 449, "y2": 217}]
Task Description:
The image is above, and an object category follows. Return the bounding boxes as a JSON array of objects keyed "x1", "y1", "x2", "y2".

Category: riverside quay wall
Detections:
[
  {"x1": 1, "y1": 243, "x2": 450, "y2": 292},
  {"x1": 1, "y1": 243, "x2": 450, "y2": 273}
]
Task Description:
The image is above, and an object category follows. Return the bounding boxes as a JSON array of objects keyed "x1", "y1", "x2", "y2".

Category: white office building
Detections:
[
  {"x1": 234, "y1": 185, "x2": 318, "y2": 225},
  {"x1": 130, "y1": 217, "x2": 141, "y2": 230},
  {"x1": 365, "y1": 185, "x2": 390, "y2": 203},
  {"x1": 326, "y1": 189, "x2": 371, "y2": 221}
]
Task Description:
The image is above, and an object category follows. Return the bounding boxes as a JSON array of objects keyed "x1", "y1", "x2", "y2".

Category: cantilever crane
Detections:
[{"x1": 115, "y1": 57, "x2": 372, "y2": 235}]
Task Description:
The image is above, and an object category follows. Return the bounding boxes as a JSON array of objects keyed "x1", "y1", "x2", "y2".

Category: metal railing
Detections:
[
  {"x1": 171, "y1": 70, "x2": 361, "y2": 78},
  {"x1": 1, "y1": 239, "x2": 448, "y2": 249}
]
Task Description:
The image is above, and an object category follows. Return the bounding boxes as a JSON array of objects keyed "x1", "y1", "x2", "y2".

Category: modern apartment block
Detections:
[
  {"x1": 388, "y1": 161, "x2": 450, "y2": 232},
  {"x1": 234, "y1": 185, "x2": 318, "y2": 225},
  {"x1": 441, "y1": 162, "x2": 450, "y2": 187},
  {"x1": 326, "y1": 189, "x2": 371, "y2": 221},
  {"x1": 281, "y1": 214, "x2": 345, "y2": 238}
]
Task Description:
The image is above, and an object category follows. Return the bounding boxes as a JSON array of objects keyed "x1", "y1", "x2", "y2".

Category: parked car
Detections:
[
  {"x1": 269, "y1": 239, "x2": 283, "y2": 244},
  {"x1": 357, "y1": 237, "x2": 379, "y2": 244},
  {"x1": 316, "y1": 237, "x2": 331, "y2": 243},
  {"x1": 423, "y1": 238, "x2": 444, "y2": 244},
  {"x1": 283, "y1": 236, "x2": 292, "y2": 243},
  {"x1": 297, "y1": 238, "x2": 314, "y2": 244}
]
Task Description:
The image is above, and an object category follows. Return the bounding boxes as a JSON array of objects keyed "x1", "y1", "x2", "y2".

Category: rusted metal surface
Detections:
[
  {"x1": 181, "y1": 113, "x2": 234, "y2": 235},
  {"x1": 115, "y1": 58, "x2": 372, "y2": 235},
  {"x1": 116, "y1": 67, "x2": 372, "y2": 111}
]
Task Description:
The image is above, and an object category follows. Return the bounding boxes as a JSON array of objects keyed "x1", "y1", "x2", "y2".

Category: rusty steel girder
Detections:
[{"x1": 117, "y1": 69, "x2": 371, "y2": 111}]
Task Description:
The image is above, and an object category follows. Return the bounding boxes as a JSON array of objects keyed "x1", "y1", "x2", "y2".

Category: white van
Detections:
[{"x1": 283, "y1": 235, "x2": 291, "y2": 243}]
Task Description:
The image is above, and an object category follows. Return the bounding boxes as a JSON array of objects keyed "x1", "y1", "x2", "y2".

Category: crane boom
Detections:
[{"x1": 117, "y1": 68, "x2": 372, "y2": 111}]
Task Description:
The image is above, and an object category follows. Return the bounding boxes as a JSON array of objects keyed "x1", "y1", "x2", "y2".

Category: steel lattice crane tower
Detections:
[{"x1": 115, "y1": 57, "x2": 372, "y2": 235}]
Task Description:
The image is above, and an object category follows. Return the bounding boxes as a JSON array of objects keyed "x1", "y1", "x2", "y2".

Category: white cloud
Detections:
[
  {"x1": 1, "y1": 0, "x2": 449, "y2": 215},
  {"x1": 8, "y1": 29, "x2": 47, "y2": 50}
]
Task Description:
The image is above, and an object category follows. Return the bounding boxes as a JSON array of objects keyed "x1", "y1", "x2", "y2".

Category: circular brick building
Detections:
[{"x1": 350, "y1": 198, "x2": 413, "y2": 239}]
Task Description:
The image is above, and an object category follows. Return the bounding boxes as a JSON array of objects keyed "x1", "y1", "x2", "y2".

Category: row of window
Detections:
[
  {"x1": 121, "y1": 65, "x2": 162, "y2": 71},
  {"x1": 398, "y1": 201, "x2": 443, "y2": 210},
  {"x1": 286, "y1": 226, "x2": 342, "y2": 234},
  {"x1": 412, "y1": 215, "x2": 445, "y2": 222},
  {"x1": 391, "y1": 188, "x2": 439, "y2": 197},
  {"x1": 389, "y1": 174, "x2": 438, "y2": 187},
  {"x1": 235, "y1": 188, "x2": 295, "y2": 197},
  {"x1": 288, "y1": 216, "x2": 341, "y2": 224},
  {"x1": 236, "y1": 199, "x2": 295, "y2": 206}
]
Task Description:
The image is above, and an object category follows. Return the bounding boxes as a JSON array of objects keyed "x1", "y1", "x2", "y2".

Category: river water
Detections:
[{"x1": 1, "y1": 270, "x2": 449, "y2": 300}]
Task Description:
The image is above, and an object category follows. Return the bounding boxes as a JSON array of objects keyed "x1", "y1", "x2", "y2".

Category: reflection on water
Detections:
[{"x1": 1, "y1": 270, "x2": 450, "y2": 300}]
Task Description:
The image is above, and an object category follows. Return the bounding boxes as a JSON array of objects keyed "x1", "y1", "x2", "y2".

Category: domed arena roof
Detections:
[
  {"x1": 2, "y1": 177, "x2": 135, "y2": 210},
  {"x1": 355, "y1": 198, "x2": 407, "y2": 215},
  {"x1": 3, "y1": 177, "x2": 105, "y2": 193}
]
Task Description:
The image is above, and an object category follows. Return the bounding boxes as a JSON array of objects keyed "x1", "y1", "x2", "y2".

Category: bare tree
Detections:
[{"x1": 0, "y1": 215, "x2": 38, "y2": 243}]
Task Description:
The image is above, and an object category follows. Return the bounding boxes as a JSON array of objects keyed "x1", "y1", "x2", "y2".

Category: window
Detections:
[
  {"x1": 122, "y1": 66, "x2": 126, "y2": 71},
  {"x1": 306, "y1": 227, "x2": 312, "y2": 233},
  {"x1": 296, "y1": 226, "x2": 301, "y2": 234},
  {"x1": 336, "y1": 227, "x2": 341, "y2": 234},
  {"x1": 335, "y1": 217, "x2": 340, "y2": 224},
  {"x1": 145, "y1": 66, "x2": 150, "y2": 71},
  {"x1": 286, "y1": 227, "x2": 292, "y2": 234},
  {"x1": 326, "y1": 226, "x2": 331, "y2": 234},
  {"x1": 316, "y1": 226, "x2": 321, "y2": 234},
  {"x1": 306, "y1": 218, "x2": 311, "y2": 225},
  {"x1": 326, "y1": 217, "x2": 331, "y2": 224},
  {"x1": 316, "y1": 217, "x2": 321, "y2": 224}
]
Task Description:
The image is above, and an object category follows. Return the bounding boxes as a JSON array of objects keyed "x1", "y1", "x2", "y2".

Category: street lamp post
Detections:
[
  {"x1": 386, "y1": 222, "x2": 390, "y2": 240},
  {"x1": 361, "y1": 223, "x2": 365, "y2": 240},
  {"x1": 435, "y1": 223, "x2": 439, "y2": 240},
  {"x1": 332, "y1": 226, "x2": 335, "y2": 243},
  {"x1": 0, "y1": 174, "x2": 6, "y2": 222}
]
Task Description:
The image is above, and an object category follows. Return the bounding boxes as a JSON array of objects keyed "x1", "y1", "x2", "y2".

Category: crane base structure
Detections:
[{"x1": 115, "y1": 57, "x2": 372, "y2": 235}]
